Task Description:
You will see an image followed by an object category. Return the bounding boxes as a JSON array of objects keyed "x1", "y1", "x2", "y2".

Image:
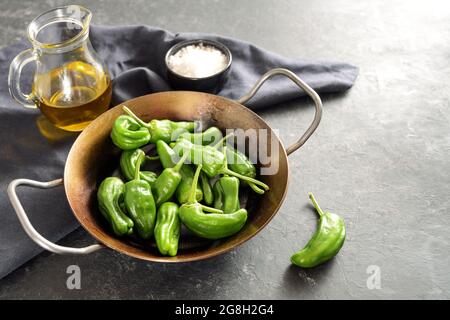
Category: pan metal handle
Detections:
[
  {"x1": 7, "y1": 178, "x2": 103, "y2": 255},
  {"x1": 237, "y1": 68, "x2": 322, "y2": 155}
]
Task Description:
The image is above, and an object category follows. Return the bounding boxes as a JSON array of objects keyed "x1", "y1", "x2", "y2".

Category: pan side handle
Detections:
[
  {"x1": 237, "y1": 68, "x2": 322, "y2": 155},
  {"x1": 7, "y1": 178, "x2": 103, "y2": 255}
]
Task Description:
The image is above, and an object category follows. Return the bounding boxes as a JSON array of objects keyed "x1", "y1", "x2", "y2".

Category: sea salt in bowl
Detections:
[{"x1": 165, "y1": 39, "x2": 232, "y2": 93}]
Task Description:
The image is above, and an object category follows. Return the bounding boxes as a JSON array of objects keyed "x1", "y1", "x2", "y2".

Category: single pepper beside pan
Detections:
[
  {"x1": 154, "y1": 202, "x2": 181, "y2": 256},
  {"x1": 110, "y1": 115, "x2": 151, "y2": 150},
  {"x1": 179, "y1": 165, "x2": 248, "y2": 240},
  {"x1": 156, "y1": 140, "x2": 203, "y2": 203},
  {"x1": 152, "y1": 150, "x2": 190, "y2": 206},
  {"x1": 124, "y1": 153, "x2": 157, "y2": 239},
  {"x1": 123, "y1": 106, "x2": 196, "y2": 143},
  {"x1": 291, "y1": 193, "x2": 346, "y2": 268},
  {"x1": 120, "y1": 148, "x2": 158, "y2": 186},
  {"x1": 97, "y1": 177, "x2": 134, "y2": 236}
]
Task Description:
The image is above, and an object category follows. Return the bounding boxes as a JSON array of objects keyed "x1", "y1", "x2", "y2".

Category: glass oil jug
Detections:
[{"x1": 8, "y1": 5, "x2": 111, "y2": 132}]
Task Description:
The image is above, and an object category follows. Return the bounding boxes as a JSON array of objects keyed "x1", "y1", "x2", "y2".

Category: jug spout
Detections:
[{"x1": 78, "y1": 5, "x2": 93, "y2": 28}]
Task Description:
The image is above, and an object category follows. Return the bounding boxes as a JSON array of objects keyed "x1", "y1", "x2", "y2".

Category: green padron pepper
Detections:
[
  {"x1": 213, "y1": 176, "x2": 240, "y2": 214},
  {"x1": 154, "y1": 202, "x2": 181, "y2": 256},
  {"x1": 225, "y1": 145, "x2": 264, "y2": 194},
  {"x1": 175, "y1": 166, "x2": 202, "y2": 205},
  {"x1": 291, "y1": 193, "x2": 346, "y2": 268},
  {"x1": 200, "y1": 171, "x2": 214, "y2": 206},
  {"x1": 120, "y1": 148, "x2": 158, "y2": 186},
  {"x1": 212, "y1": 138, "x2": 262, "y2": 194},
  {"x1": 123, "y1": 106, "x2": 196, "y2": 143},
  {"x1": 213, "y1": 147, "x2": 240, "y2": 213},
  {"x1": 156, "y1": 140, "x2": 203, "y2": 203},
  {"x1": 110, "y1": 115, "x2": 151, "y2": 150},
  {"x1": 178, "y1": 126, "x2": 223, "y2": 146},
  {"x1": 173, "y1": 138, "x2": 269, "y2": 193},
  {"x1": 224, "y1": 146, "x2": 256, "y2": 179},
  {"x1": 152, "y1": 150, "x2": 190, "y2": 206},
  {"x1": 97, "y1": 177, "x2": 134, "y2": 236},
  {"x1": 179, "y1": 165, "x2": 248, "y2": 240},
  {"x1": 124, "y1": 153, "x2": 157, "y2": 239}
]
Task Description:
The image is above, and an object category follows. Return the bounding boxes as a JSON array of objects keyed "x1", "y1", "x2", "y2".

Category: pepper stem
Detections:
[
  {"x1": 308, "y1": 192, "x2": 324, "y2": 217},
  {"x1": 222, "y1": 167, "x2": 269, "y2": 191},
  {"x1": 188, "y1": 164, "x2": 202, "y2": 203},
  {"x1": 173, "y1": 149, "x2": 190, "y2": 172},
  {"x1": 222, "y1": 146, "x2": 229, "y2": 177},
  {"x1": 201, "y1": 204, "x2": 223, "y2": 214},
  {"x1": 134, "y1": 152, "x2": 145, "y2": 180},
  {"x1": 145, "y1": 155, "x2": 160, "y2": 161},
  {"x1": 122, "y1": 106, "x2": 151, "y2": 128},
  {"x1": 248, "y1": 182, "x2": 265, "y2": 195},
  {"x1": 213, "y1": 132, "x2": 234, "y2": 149}
]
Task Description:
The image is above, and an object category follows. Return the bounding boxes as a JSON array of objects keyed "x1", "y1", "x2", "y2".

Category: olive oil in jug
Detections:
[{"x1": 33, "y1": 61, "x2": 112, "y2": 132}]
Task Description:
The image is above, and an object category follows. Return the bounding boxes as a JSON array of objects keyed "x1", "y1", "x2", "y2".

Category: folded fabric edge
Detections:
[{"x1": 0, "y1": 224, "x2": 81, "y2": 280}]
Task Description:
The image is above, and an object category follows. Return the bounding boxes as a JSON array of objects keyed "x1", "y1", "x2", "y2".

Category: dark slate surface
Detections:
[{"x1": 0, "y1": 0, "x2": 449, "y2": 299}]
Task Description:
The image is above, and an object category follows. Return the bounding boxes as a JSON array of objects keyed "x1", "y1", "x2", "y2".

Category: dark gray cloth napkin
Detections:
[{"x1": 0, "y1": 25, "x2": 358, "y2": 279}]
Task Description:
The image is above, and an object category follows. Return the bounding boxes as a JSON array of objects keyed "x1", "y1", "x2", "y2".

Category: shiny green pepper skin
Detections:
[
  {"x1": 291, "y1": 193, "x2": 346, "y2": 268},
  {"x1": 124, "y1": 179, "x2": 156, "y2": 239},
  {"x1": 97, "y1": 177, "x2": 134, "y2": 236},
  {"x1": 175, "y1": 166, "x2": 203, "y2": 204},
  {"x1": 226, "y1": 147, "x2": 256, "y2": 179},
  {"x1": 213, "y1": 176, "x2": 240, "y2": 213},
  {"x1": 152, "y1": 151, "x2": 190, "y2": 206},
  {"x1": 154, "y1": 202, "x2": 181, "y2": 256},
  {"x1": 156, "y1": 139, "x2": 178, "y2": 169},
  {"x1": 180, "y1": 204, "x2": 247, "y2": 239},
  {"x1": 122, "y1": 106, "x2": 196, "y2": 144},
  {"x1": 179, "y1": 165, "x2": 247, "y2": 240},
  {"x1": 178, "y1": 127, "x2": 223, "y2": 146},
  {"x1": 149, "y1": 119, "x2": 196, "y2": 143},
  {"x1": 200, "y1": 172, "x2": 214, "y2": 206},
  {"x1": 174, "y1": 139, "x2": 270, "y2": 192},
  {"x1": 173, "y1": 139, "x2": 225, "y2": 178},
  {"x1": 225, "y1": 146, "x2": 265, "y2": 193},
  {"x1": 110, "y1": 115, "x2": 151, "y2": 150},
  {"x1": 120, "y1": 149, "x2": 158, "y2": 186},
  {"x1": 123, "y1": 153, "x2": 157, "y2": 239},
  {"x1": 156, "y1": 140, "x2": 202, "y2": 203}
]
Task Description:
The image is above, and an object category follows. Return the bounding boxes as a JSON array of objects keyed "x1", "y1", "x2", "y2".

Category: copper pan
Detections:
[{"x1": 7, "y1": 68, "x2": 322, "y2": 262}]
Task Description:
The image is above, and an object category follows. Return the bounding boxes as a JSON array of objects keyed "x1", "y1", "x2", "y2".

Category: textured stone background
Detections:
[{"x1": 0, "y1": 0, "x2": 449, "y2": 299}]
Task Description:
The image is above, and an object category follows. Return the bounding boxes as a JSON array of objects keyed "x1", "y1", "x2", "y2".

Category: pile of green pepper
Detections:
[{"x1": 97, "y1": 106, "x2": 269, "y2": 257}]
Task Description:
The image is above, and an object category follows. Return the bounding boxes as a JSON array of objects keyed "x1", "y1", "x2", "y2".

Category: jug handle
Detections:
[
  {"x1": 8, "y1": 49, "x2": 38, "y2": 109},
  {"x1": 237, "y1": 68, "x2": 322, "y2": 155}
]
